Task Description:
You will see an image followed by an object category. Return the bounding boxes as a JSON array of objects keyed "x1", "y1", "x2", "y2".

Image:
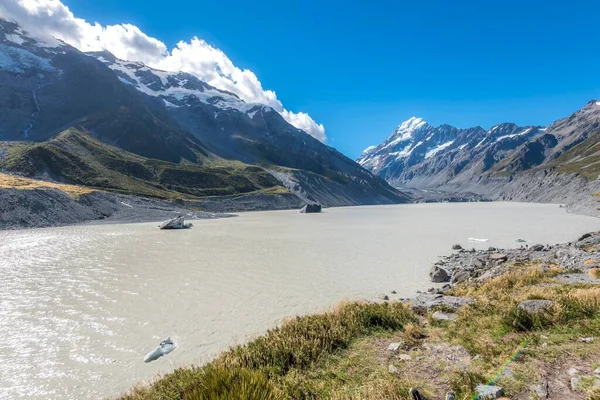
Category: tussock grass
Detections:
[
  {"x1": 589, "y1": 268, "x2": 600, "y2": 279},
  {"x1": 0, "y1": 172, "x2": 93, "y2": 198},
  {"x1": 120, "y1": 302, "x2": 416, "y2": 400},
  {"x1": 182, "y1": 365, "x2": 282, "y2": 400}
]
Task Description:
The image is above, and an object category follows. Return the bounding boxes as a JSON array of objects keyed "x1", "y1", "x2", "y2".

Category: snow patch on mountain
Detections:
[
  {"x1": 92, "y1": 53, "x2": 263, "y2": 116},
  {"x1": 425, "y1": 141, "x2": 453, "y2": 159},
  {"x1": 0, "y1": 43, "x2": 57, "y2": 74},
  {"x1": 495, "y1": 127, "x2": 533, "y2": 142}
]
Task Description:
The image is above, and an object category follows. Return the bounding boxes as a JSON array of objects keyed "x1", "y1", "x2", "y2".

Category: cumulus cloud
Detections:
[{"x1": 0, "y1": 0, "x2": 326, "y2": 141}]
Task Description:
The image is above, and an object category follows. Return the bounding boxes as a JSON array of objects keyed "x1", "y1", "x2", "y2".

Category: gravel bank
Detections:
[{"x1": 0, "y1": 188, "x2": 303, "y2": 230}]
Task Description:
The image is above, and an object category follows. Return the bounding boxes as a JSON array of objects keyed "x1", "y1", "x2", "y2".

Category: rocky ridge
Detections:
[{"x1": 359, "y1": 101, "x2": 600, "y2": 212}]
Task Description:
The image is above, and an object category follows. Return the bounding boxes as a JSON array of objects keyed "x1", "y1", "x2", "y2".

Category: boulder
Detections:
[
  {"x1": 475, "y1": 384, "x2": 504, "y2": 399},
  {"x1": 431, "y1": 311, "x2": 457, "y2": 321},
  {"x1": 452, "y1": 244, "x2": 463, "y2": 250},
  {"x1": 489, "y1": 253, "x2": 508, "y2": 263},
  {"x1": 529, "y1": 383, "x2": 548, "y2": 398},
  {"x1": 571, "y1": 376, "x2": 581, "y2": 391},
  {"x1": 378, "y1": 293, "x2": 390, "y2": 301},
  {"x1": 530, "y1": 244, "x2": 545, "y2": 251},
  {"x1": 299, "y1": 204, "x2": 322, "y2": 213},
  {"x1": 386, "y1": 342, "x2": 402, "y2": 353},
  {"x1": 430, "y1": 265, "x2": 450, "y2": 283},
  {"x1": 471, "y1": 257, "x2": 484, "y2": 268},
  {"x1": 411, "y1": 293, "x2": 474, "y2": 313},
  {"x1": 518, "y1": 299, "x2": 554, "y2": 314},
  {"x1": 578, "y1": 233, "x2": 592, "y2": 241},
  {"x1": 451, "y1": 270, "x2": 470, "y2": 284}
]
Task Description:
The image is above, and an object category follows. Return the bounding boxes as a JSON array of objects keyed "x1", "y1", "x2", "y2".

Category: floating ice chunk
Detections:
[
  {"x1": 144, "y1": 337, "x2": 176, "y2": 362},
  {"x1": 468, "y1": 238, "x2": 489, "y2": 243}
]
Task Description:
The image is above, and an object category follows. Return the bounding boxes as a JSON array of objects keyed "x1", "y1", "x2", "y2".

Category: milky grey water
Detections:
[{"x1": 0, "y1": 202, "x2": 598, "y2": 399}]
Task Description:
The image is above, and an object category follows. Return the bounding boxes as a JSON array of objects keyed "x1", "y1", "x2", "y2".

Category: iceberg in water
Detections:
[
  {"x1": 468, "y1": 238, "x2": 489, "y2": 243},
  {"x1": 144, "y1": 337, "x2": 176, "y2": 363}
]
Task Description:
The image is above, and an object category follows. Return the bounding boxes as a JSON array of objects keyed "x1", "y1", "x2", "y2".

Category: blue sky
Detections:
[{"x1": 62, "y1": 0, "x2": 600, "y2": 158}]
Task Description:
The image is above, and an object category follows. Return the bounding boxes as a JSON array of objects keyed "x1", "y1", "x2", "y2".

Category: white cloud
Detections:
[{"x1": 0, "y1": 0, "x2": 326, "y2": 141}]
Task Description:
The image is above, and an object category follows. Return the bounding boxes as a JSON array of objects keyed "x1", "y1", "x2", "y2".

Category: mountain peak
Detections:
[{"x1": 397, "y1": 117, "x2": 427, "y2": 132}]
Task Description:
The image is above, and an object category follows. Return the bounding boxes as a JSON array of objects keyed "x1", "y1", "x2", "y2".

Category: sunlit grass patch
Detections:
[
  {"x1": 0, "y1": 172, "x2": 94, "y2": 198},
  {"x1": 120, "y1": 302, "x2": 416, "y2": 400}
]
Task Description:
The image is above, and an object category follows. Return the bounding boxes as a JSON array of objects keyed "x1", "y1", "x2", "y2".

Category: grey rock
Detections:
[
  {"x1": 471, "y1": 257, "x2": 485, "y2": 268},
  {"x1": 451, "y1": 270, "x2": 470, "y2": 284},
  {"x1": 299, "y1": 203, "x2": 322, "y2": 213},
  {"x1": 386, "y1": 342, "x2": 402, "y2": 353},
  {"x1": 530, "y1": 244, "x2": 545, "y2": 251},
  {"x1": 452, "y1": 244, "x2": 463, "y2": 250},
  {"x1": 475, "y1": 384, "x2": 504, "y2": 399},
  {"x1": 431, "y1": 311, "x2": 457, "y2": 321},
  {"x1": 411, "y1": 293, "x2": 474, "y2": 313},
  {"x1": 378, "y1": 294, "x2": 390, "y2": 301},
  {"x1": 430, "y1": 265, "x2": 450, "y2": 283},
  {"x1": 398, "y1": 354, "x2": 412, "y2": 361},
  {"x1": 571, "y1": 376, "x2": 581, "y2": 391},
  {"x1": 518, "y1": 299, "x2": 554, "y2": 314},
  {"x1": 567, "y1": 367, "x2": 579, "y2": 376},
  {"x1": 388, "y1": 364, "x2": 399, "y2": 374},
  {"x1": 529, "y1": 383, "x2": 548, "y2": 398},
  {"x1": 489, "y1": 253, "x2": 508, "y2": 263},
  {"x1": 578, "y1": 233, "x2": 592, "y2": 241},
  {"x1": 556, "y1": 273, "x2": 600, "y2": 284}
]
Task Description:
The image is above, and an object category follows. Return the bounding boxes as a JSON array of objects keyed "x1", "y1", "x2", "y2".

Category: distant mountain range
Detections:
[
  {"x1": 0, "y1": 18, "x2": 408, "y2": 207},
  {"x1": 359, "y1": 101, "x2": 600, "y2": 206}
]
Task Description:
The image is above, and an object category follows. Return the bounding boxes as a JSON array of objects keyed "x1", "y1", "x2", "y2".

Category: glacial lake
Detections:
[{"x1": 0, "y1": 202, "x2": 598, "y2": 399}]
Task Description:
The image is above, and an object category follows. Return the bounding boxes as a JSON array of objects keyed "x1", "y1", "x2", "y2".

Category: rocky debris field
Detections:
[
  {"x1": 0, "y1": 187, "x2": 305, "y2": 230},
  {"x1": 428, "y1": 232, "x2": 600, "y2": 287}
]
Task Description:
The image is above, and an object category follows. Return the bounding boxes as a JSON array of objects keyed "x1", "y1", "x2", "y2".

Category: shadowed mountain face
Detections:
[
  {"x1": 0, "y1": 19, "x2": 407, "y2": 206},
  {"x1": 359, "y1": 101, "x2": 600, "y2": 195},
  {"x1": 0, "y1": 20, "x2": 207, "y2": 163}
]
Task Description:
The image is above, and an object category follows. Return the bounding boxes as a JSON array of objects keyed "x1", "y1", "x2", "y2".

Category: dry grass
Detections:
[
  {"x1": 589, "y1": 268, "x2": 600, "y2": 279},
  {"x1": 0, "y1": 172, "x2": 93, "y2": 198}
]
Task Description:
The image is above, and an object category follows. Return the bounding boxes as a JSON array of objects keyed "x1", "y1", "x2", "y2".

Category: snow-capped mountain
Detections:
[
  {"x1": 358, "y1": 117, "x2": 545, "y2": 187},
  {"x1": 0, "y1": 18, "x2": 407, "y2": 206},
  {"x1": 359, "y1": 101, "x2": 600, "y2": 206},
  {"x1": 89, "y1": 50, "x2": 261, "y2": 115}
]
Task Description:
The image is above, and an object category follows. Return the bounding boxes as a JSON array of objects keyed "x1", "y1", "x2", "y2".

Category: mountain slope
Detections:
[
  {"x1": 359, "y1": 101, "x2": 600, "y2": 210},
  {"x1": 0, "y1": 18, "x2": 408, "y2": 207},
  {"x1": 0, "y1": 128, "x2": 286, "y2": 199},
  {"x1": 0, "y1": 19, "x2": 207, "y2": 163}
]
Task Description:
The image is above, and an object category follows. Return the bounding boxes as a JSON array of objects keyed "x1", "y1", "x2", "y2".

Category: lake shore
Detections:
[
  {"x1": 2, "y1": 182, "x2": 600, "y2": 231},
  {"x1": 0, "y1": 187, "x2": 303, "y2": 230},
  {"x1": 118, "y1": 230, "x2": 600, "y2": 400},
  {"x1": 2, "y1": 203, "x2": 599, "y2": 399}
]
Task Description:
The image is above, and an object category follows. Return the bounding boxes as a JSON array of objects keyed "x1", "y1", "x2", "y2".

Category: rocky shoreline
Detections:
[
  {"x1": 378, "y1": 231, "x2": 600, "y2": 399},
  {"x1": 406, "y1": 232, "x2": 600, "y2": 315},
  {"x1": 428, "y1": 232, "x2": 600, "y2": 288},
  {"x1": 0, "y1": 187, "x2": 304, "y2": 230}
]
